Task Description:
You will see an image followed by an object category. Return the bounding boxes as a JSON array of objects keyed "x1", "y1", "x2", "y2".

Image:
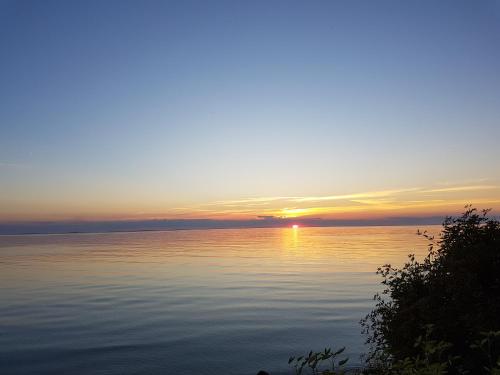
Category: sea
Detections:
[{"x1": 0, "y1": 225, "x2": 437, "y2": 375}]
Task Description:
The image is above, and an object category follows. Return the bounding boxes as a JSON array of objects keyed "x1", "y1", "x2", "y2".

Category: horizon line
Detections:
[{"x1": 0, "y1": 215, "x2": 447, "y2": 236}]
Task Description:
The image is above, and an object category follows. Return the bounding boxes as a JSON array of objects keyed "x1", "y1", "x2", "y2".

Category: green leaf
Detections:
[
  {"x1": 333, "y1": 347, "x2": 345, "y2": 356},
  {"x1": 338, "y1": 358, "x2": 349, "y2": 366}
]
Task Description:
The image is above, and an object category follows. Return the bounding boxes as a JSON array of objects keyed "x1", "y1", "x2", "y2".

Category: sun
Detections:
[{"x1": 292, "y1": 224, "x2": 299, "y2": 229}]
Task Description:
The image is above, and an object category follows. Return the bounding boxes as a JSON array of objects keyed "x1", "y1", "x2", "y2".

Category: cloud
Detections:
[
  {"x1": 203, "y1": 196, "x2": 294, "y2": 207},
  {"x1": 170, "y1": 183, "x2": 500, "y2": 219},
  {"x1": 422, "y1": 185, "x2": 497, "y2": 193},
  {"x1": 290, "y1": 188, "x2": 422, "y2": 203}
]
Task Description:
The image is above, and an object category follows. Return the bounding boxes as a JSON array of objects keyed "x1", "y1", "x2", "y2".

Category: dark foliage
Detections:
[
  {"x1": 288, "y1": 346, "x2": 350, "y2": 375},
  {"x1": 361, "y1": 207, "x2": 500, "y2": 373}
]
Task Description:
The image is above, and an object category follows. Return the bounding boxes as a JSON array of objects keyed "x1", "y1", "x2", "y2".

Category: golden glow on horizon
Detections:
[
  {"x1": 281, "y1": 208, "x2": 312, "y2": 218},
  {"x1": 172, "y1": 183, "x2": 500, "y2": 220},
  {"x1": 1, "y1": 182, "x2": 500, "y2": 222}
]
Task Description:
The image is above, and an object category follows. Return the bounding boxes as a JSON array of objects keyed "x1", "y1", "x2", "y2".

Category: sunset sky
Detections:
[{"x1": 1, "y1": 0, "x2": 500, "y2": 223}]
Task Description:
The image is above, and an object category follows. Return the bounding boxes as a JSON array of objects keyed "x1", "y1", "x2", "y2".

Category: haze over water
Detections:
[{"x1": 0, "y1": 225, "x2": 436, "y2": 375}]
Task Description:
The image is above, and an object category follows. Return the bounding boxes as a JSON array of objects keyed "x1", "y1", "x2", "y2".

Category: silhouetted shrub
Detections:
[
  {"x1": 288, "y1": 346, "x2": 351, "y2": 374},
  {"x1": 361, "y1": 207, "x2": 500, "y2": 373}
]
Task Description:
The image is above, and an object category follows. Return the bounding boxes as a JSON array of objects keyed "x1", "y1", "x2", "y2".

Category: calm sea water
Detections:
[{"x1": 0, "y1": 226, "x2": 437, "y2": 375}]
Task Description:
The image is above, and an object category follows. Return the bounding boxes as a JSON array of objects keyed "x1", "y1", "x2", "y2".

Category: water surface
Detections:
[{"x1": 0, "y1": 226, "x2": 437, "y2": 374}]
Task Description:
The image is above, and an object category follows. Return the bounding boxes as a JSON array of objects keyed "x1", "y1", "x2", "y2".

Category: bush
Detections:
[
  {"x1": 361, "y1": 207, "x2": 500, "y2": 374},
  {"x1": 288, "y1": 346, "x2": 351, "y2": 375}
]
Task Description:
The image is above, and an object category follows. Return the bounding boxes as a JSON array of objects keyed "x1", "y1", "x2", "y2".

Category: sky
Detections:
[{"x1": 1, "y1": 0, "x2": 500, "y2": 224}]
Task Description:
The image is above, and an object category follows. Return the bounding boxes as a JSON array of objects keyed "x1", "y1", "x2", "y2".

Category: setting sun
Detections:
[{"x1": 1, "y1": 2, "x2": 499, "y2": 374}]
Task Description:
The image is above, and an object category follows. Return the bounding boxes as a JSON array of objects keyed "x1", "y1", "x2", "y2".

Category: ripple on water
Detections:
[{"x1": 0, "y1": 226, "x2": 436, "y2": 375}]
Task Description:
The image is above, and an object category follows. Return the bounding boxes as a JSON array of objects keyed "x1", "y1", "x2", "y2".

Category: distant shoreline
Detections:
[{"x1": 0, "y1": 217, "x2": 444, "y2": 236}]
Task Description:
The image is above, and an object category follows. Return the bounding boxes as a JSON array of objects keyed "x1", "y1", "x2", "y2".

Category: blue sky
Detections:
[{"x1": 1, "y1": 0, "x2": 500, "y2": 222}]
